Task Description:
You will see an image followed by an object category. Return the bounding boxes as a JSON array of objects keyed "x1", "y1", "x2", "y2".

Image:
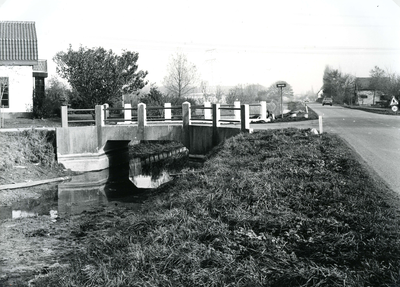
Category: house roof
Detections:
[
  {"x1": 0, "y1": 21, "x2": 38, "y2": 65},
  {"x1": 355, "y1": 78, "x2": 373, "y2": 90},
  {"x1": 355, "y1": 77, "x2": 390, "y2": 91}
]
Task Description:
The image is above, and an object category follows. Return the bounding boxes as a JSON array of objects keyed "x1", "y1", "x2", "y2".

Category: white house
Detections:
[
  {"x1": 355, "y1": 77, "x2": 387, "y2": 106},
  {"x1": 0, "y1": 21, "x2": 47, "y2": 118}
]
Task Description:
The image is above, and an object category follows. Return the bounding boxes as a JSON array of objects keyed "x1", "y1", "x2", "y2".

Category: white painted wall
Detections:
[{"x1": 0, "y1": 65, "x2": 33, "y2": 114}]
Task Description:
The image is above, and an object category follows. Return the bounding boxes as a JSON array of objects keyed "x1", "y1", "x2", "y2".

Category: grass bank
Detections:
[
  {"x1": 0, "y1": 130, "x2": 70, "y2": 186},
  {"x1": 29, "y1": 129, "x2": 400, "y2": 286},
  {"x1": 0, "y1": 129, "x2": 57, "y2": 170}
]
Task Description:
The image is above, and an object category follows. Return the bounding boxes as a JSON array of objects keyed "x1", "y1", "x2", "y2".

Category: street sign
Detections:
[{"x1": 276, "y1": 83, "x2": 286, "y2": 119}]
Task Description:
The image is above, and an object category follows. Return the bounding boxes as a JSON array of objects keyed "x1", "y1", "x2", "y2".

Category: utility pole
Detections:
[
  {"x1": 276, "y1": 83, "x2": 286, "y2": 118},
  {"x1": 205, "y1": 49, "x2": 216, "y2": 94}
]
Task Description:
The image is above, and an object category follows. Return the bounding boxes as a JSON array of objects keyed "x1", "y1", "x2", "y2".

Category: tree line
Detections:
[
  {"x1": 35, "y1": 45, "x2": 296, "y2": 118},
  {"x1": 322, "y1": 65, "x2": 400, "y2": 105}
]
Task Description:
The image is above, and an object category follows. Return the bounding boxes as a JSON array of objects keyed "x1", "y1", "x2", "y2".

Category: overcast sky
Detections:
[{"x1": 1, "y1": 0, "x2": 400, "y2": 94}]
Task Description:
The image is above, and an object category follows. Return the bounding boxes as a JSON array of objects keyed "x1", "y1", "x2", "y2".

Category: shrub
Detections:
[{"x1": 34, "y1": 76, "x2": 70, "y2": 118}]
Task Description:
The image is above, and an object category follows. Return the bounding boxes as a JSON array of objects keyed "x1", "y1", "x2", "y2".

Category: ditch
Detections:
[{"x1": 0, "y1": 142, "x2": 195, "y2": 286}]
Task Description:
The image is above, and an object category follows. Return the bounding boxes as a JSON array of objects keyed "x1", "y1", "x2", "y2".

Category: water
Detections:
[
  {"x1": 0, "y1": 148, "x2": 192, "y2": 220},
  {"x1": 0, "y1": 187, "x2": 58, "y2": 220}
]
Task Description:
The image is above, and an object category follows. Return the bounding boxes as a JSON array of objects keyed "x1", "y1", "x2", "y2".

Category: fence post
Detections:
[
  {"x1": 61, "y1": 106, "x2": 68, "y2": 128},
  {"x1": 182, "y1": 102, "x2": 191, "y2": 149},
  {"x1": 138, "y1": 103, "x2": 146, "y2": 139},
  {"x1": 124, "y1": 103, "x2": 132, "y2": 122},
  {"x1": 241, "y1": 104, "x2": 250, "y2": 132},
  {"x1": 164, "y1": 103, "x2": 171, "y2": 120},
  {"x1": 234, "y1": 100, "x2": 240, "y2": 121},
  {"x1": 260, "y1": 101, "x2": 267, "y2": 120},
  {"x1": 204, "y1": 102, "x2": 211, "y2": 120}
]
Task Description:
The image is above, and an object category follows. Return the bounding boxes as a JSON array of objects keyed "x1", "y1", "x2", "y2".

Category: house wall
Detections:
[
  {"x1": 0, "y1": 65, "x2": 33, "y2": 117},
  {"x1": 356, "y1": 90, "x2": 385, "y2": 106}
]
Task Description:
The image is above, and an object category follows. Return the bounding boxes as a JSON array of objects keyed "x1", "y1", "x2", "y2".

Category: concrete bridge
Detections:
[{"x1": 56, "y1": 101, "x2": 268, "y2": 172}]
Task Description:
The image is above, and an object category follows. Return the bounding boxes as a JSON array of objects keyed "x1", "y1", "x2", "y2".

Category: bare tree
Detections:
[
  {"x1": 199, "y1": 80, "x2": 209, "y2": 94},
  {"x1": 163, "y1": 52, "x2": 198, "y2": 97},
  {"x1": 369, "y1": 66, "x2": 400, "y2": 98},
  {"x1": 215, "y1": 85, "x2": 223, "y2": 103}
]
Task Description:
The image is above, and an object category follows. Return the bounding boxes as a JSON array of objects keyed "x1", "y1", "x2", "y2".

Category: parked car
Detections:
[{"x1": 322, "y1": 97, "x2": 333, "y2": 106}]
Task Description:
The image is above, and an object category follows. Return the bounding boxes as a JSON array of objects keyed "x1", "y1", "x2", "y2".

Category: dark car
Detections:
[{"x1": 322, "y1": 97, "x2": 333, "y2": 106}]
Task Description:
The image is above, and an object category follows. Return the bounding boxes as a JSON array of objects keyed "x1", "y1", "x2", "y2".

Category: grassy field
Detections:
[{"x1": 30, "y1": 128, "x2": 400, "y2": 287}]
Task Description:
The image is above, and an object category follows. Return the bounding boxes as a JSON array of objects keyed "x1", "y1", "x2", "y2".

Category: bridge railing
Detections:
[
  {"x1": 61, "y1": 107, "x2": 95, "y2": 127},
  {"x1": 61, "y1": 101, "x2": 267, "y2": 131},
  {"x1": 249, "y1": 102, "x2": 267, "y2": 119},
  {"x1": 104, "y1": 105, "x2": 138, "y2": 124}
]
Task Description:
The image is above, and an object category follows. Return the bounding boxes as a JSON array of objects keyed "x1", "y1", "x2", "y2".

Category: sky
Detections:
[{"x1": 0, "y1": 0, "x2": 400, "y2": 95}]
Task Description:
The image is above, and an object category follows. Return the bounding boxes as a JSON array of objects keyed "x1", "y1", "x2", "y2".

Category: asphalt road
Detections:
[{"x1": 252, "y1": 103, "x2": 400, "y2": 194}]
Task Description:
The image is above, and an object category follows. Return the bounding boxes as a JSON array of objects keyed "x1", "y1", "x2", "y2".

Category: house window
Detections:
[{"x1": 0, "y1": 77, "x2": 9, "y2": 108}]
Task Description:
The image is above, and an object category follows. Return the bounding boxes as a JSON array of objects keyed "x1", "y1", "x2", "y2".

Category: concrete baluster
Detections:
[
  {"x1": 212, "y1": 103, "x2": 221, "y2": 146},
  {"x1": 124, "y1": 103, "x2": 132, "y2": 122},
  {"x1": 234, "y1": 100, "x2": 240, "y2": 121},
  {"x1": 241, "y1": 104, "x2": 250, "y2": 132},
  {"x1": 61, "y1": 106, "x2": 68, "y2": 128},
  {"x1": 138, "y1": 103, "x2": 146, "y2": 140},
  {"x1": 204, "y1": 102, "x2": 211, "y2": 120},
  {"x1": 212, "y1": 103, "x2": 221, "y2": 128},
  {"x1": 260, "y1": 101, "x2": 267, "y2": 121},
  {"x1": 164, "y1": 103, "x2": 171, "y2": 120},
  {"x1": 95, "y1": 105, "x2": 105, "y2": 148},
  {"x1": 182, "y1": 102, "x2": 191, "y2": 126},
  {"x1": 104, "y1": 103, "x2": 109, "y2": 118},
  {"x1": 182, "y1": 102, "x2": 191, "y2": 149},
  {"x1": 95, "y1": 105, "x2": 105, "y2": 127}
]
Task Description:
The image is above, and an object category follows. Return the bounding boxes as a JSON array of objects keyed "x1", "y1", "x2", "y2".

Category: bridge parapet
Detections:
[{"x1": 57, "y1": 101, "x2": 262, "y2": 171}]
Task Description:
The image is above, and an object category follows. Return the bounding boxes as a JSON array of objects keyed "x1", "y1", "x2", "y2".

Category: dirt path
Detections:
[{"x1": 0, "y1": 213, "x2": 76, "y2": 285}]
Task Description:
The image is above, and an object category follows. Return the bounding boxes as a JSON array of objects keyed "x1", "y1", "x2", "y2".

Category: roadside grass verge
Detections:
[
  {"x1": 32, "y1": 128, "x2": 400, "y2": 286},
  {"x1": 344, "y1": 105, "x2": 400, "y2": 116}
]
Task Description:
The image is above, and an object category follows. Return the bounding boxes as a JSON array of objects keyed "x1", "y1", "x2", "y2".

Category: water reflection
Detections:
[
  {"x1": 0, "y1": 188, "x2": 58, "y2": 220},
  {"x1": 0, "y1": 207, "x2": 39, "y2": 220},
  {"x1": 128, "y1": 146, "x2": 189, "y2": 188},
  {"x1": 132, "y1": 172, "x2": 171, "y2": 188},
  {"x1": 58, "y1": 164, "x2": 149, "y2": 217},
  {"x1": 58, "y1": 169, "x2": 109, "y2": 216},
  {"x1": 0, "y1": 146, "x2": 190, "y2": 220},
  {"x1": 0, "y1": 206, "x2": 12, "y2": 220},
  {"x1": 12, "y1": 210, "x2": 38, "y2": 218}
]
